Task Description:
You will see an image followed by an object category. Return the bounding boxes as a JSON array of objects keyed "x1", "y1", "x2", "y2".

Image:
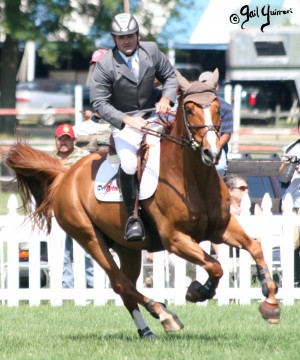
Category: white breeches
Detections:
[{"x1": 113, "y1": 113, "x2": 162, "y2": 175}]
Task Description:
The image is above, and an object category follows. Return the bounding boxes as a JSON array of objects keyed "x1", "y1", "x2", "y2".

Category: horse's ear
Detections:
[
  {"x1": 206, "y1": 68, "x2": 219, "y2": 88},
  {"x1": 175, "y1": 70, "x2": 190, "y2": 92}
]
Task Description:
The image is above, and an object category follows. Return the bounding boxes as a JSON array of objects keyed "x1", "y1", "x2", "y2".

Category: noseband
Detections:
[{"x1": 182, "y1": 82, "x2": 220, "y2": 151}]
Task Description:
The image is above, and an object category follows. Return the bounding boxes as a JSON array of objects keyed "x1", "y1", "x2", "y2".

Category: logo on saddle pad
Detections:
[
  {"x1": 97, "y1": 182, "x2": 120, "y2": 195},
  {"x1": 94, "y1": 141, "x2": 161, "y2": 202}
]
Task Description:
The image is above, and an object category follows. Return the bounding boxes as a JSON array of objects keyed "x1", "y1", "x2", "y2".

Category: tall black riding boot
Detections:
[{"x1": 119, "y1": 168, "x2": 145, "y2": 242}]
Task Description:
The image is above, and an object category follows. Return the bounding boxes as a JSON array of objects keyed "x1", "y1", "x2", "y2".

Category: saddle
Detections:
[{"x1": 94, "y1": 130, "x2": 161, "y2": 203}]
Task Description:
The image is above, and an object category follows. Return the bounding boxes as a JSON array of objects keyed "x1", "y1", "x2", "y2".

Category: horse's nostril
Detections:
[{"x1": 203, "y1": 149, "x2": 214, "y2": 159}]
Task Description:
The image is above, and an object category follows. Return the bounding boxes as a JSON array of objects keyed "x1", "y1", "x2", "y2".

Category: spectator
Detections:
[
  {"x1": 90, "y1": 12, "x2": 177, "y2": 242},
  {"x1": 74, "y1": 48, "x2": 112, "y2": 151},
  {"x1": 54, "y1": 124, "x2": 94, "y2": 288},
  {"x1": 223, "y1": 173, "x2": 262, "y2": 217},
  {"x1": 73, "y1": 110, "x2": 112, "y2": 152},
  {"x1": 223, "y1": 174, "x2": 263, "y2": 291},
  {"x1": 280, "y1": 121, "x2": 300, "y2": 286},
  {"x1": 211, "y1": 174, "x2": 262, "y2": 258},
  {"x1": 86, "y1": 48, "x2": 109, "y2": 86},
  {"x1": 74, "y1": 110, "x2": 111, "y2": 135},
  {"x1": 198, "y1": 69, "x2": 233, "y2": 177}
]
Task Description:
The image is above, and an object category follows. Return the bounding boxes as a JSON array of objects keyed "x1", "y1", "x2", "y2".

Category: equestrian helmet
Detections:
[{"x1": 111, "y1": 13, "x2": 139, "y2": 36}]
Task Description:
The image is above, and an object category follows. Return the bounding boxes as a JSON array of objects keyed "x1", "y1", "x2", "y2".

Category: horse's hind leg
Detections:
[
  {"x1": 224, "y1": 217, "x2": 281, "y2": 323},
  {"x1": 113, "y1": 245, "x2": 155, "y2": 339},
  {"x1": 115, "y1": 245, "x2": 184, "y2": 337},
  {"x1": 67, "y1": 212, "x2": 184, "y2": 339}
]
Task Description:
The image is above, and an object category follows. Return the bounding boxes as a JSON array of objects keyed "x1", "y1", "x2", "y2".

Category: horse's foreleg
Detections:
[
  {"x1": 161, "y1": 232, "x2": 223, "y2": 302},
  {"x1": 224, "y1": 218, "x2": 281, "y2": 323},
  {"x1": 245, "y1": 240, "x2": 281, "y2": 323}
]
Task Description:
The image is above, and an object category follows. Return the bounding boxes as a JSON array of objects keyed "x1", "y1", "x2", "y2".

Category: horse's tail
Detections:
[{"x1": 4, "y1": 140, "x2": 65, "y2": 233}]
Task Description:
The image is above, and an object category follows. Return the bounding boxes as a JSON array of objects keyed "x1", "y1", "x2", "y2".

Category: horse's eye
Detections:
[{"x1": 186, "y1": 108, "x2": 193, "y2": 116}]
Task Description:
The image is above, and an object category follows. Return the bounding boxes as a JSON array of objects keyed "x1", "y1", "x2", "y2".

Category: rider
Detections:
[{"x1": 90, "y1": 13, "x2": 178, "y2": 242}]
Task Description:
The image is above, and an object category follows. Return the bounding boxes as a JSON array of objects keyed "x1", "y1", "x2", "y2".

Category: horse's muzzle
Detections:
[{"x1": 202, "y1": 148, "x2": 222, "y2": 166}]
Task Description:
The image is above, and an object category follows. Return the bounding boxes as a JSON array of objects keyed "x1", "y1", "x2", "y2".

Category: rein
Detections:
[
  {"x1": 141, "y1": 114, "x2": 191, "y2": 148},
  {"x1": 141, "y1": 102, "x2": 219, "y2": 151}
]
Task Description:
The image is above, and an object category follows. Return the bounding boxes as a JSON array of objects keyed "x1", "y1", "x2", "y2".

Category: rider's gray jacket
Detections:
[{"x1": 90, "y1": 41, "x2": 178, "y2": 129}]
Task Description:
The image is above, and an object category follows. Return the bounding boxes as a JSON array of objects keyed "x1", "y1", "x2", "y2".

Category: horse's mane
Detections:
[{"x1": 4, "y1": 140, "x2": 66, "y2": 233}]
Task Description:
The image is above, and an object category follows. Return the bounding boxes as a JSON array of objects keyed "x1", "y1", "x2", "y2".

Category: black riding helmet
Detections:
[{"x1": 111, "y1": 13, "x2": 139, "y2": 36}]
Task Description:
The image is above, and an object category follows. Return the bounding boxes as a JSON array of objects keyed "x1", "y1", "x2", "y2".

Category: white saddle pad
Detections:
[{"x1": 94, "y1": 138, "x2": 160, "y2": 202}]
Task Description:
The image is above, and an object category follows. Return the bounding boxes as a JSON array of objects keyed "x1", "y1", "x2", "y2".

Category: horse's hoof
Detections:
[
  {"x1": 161, "y1": 313, "x2": 184, "y2": 333},
  {"x1": 138, "y1": 327, "x2": 156, "y2": 340},
  {"x1": 259, "y1": 301, "x2": 281, "y2": 324},
  {"x1": 186, "y1": 280, "x2": 216, "y2": 303},
  {"x1": 145, "y1": 300, "x2": 184, "y2": 333},
  {"x1": 186, "y1": 280, "x2": 202, "y2": 302},
  {"x1": 158, "y1": 304, "x2": 184, "y2": 332}
]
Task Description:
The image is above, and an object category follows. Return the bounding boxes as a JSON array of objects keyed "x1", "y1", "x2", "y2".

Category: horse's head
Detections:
[{"x1": 177, "y1": 69, "x2": 222, "y2": 166}]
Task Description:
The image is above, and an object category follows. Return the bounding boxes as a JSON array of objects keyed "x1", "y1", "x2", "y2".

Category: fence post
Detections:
[
  {"x1": 28, "y1": 229, "x2": 42, "y2": 306},
  {"x1": 47, "y1": 217, "x2": 65, "y2": 306},
  {"x1": 3, "y1": 194, "x2": 24, "y2": 306},
  {"x1": 217, "y1": 244, "x2": 231, "y2": 305},
  {"x1": 281, "y1": 197, "x2": 296, "y2": 305},
  {"x1": 74, "y1": 85, "x2": 83, "y2": 126}
]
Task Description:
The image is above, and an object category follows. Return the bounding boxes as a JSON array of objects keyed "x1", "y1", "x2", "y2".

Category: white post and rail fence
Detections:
[{"x1": 0, "y1": 192, "x2": 299, "y2": 307}]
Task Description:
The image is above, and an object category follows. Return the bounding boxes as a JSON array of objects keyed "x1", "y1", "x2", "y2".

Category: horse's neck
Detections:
[{"x1": 161, "y1": 140, "x2": 211, "y2": 184}]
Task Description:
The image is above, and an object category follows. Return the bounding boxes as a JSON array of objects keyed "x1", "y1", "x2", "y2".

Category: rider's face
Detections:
[{"x1": 113, "y1": 34, "x2": 138, "y2": 56}]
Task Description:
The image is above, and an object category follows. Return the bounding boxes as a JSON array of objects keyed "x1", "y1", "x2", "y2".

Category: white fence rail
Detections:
[{"x1": 0, "y1": 193, "x2": 300, "y2": 307}]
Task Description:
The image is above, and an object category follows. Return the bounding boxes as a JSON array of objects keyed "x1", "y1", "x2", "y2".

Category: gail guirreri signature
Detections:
[{"x1": 229, "y1": 4, "x2": 293, "y2": 32}]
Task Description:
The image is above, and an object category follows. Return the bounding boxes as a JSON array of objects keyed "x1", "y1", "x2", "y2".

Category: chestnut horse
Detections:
[{"x1": 4, "y1": 78, "x2": 280, "y2": 339}]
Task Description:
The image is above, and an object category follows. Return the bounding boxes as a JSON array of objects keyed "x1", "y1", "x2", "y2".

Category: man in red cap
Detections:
[
  {"x1": 55, "y1": 123, "x2": 90, "y2": 166},
  {"x1": 54, "y1": 124, "x2": 93, "y2": 289}
]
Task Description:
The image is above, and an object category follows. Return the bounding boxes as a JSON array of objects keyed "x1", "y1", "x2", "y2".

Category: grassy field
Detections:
[{"x1": 0, "y1": 302, "x2": 299, "y2": 360}]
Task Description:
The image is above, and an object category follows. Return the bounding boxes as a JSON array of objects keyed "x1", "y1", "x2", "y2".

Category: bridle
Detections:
[
  {"x1": 141, "y1": 82, "x2": 220, "y2": 150},
  {"x1": 181, "y1": 101, "x2": 220, "y2": 151},
  {"x1": 180, "y1": 82, "x2": 220, "y2": 150}
]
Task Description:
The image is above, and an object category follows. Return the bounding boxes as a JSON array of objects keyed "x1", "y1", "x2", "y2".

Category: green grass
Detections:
[{"x1": 0, "y1": 302, "x2": 299, "y2": 360}]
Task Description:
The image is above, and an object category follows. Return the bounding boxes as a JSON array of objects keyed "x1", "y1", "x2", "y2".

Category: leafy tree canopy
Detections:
[{"x1": 0, "y1": 0, "x2": 190, "y2": 133}]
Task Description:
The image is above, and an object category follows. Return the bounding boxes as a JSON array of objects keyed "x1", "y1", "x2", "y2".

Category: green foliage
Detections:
[
  {"x1": 0, "y1": 0, "x2": 186, "y2": 133},
  {"x1": 0, "y1": 0, "x2": 186, "y2": 66},
  {"x1": 0, "y1": 302, "x2": 299, "y2": 360},
  {"x1": 1, "y1": 0, "x2": 100, "y2": 66}
]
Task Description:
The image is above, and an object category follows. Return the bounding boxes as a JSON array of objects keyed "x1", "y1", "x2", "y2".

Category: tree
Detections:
[
  {"x1": 0, "y1": 0, "x2": 102, "y2": 133},
  {"x1": 0, "y1": 0, "x2": 188, "y2": 134}
]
